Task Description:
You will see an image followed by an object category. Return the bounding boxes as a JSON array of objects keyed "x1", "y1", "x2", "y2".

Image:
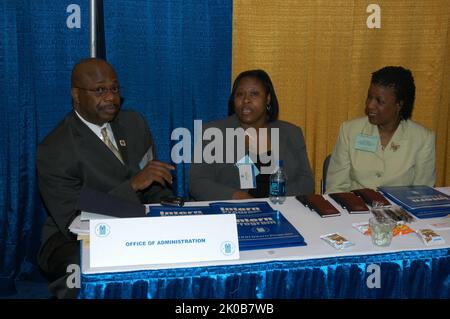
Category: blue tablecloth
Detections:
[{"x1": 79, "y1": 248, "x2": 449, "y2": 298}]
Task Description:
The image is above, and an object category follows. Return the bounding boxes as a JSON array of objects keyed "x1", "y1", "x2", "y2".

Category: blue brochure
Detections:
[
  {"x1": 208, "y1": 201, "x2": 275, "y2": 215},
  {"x1": 379, "y1": 185, "x2": 450, "y2": 219},
  {"x1": 236, "y1": 211, "x2": 306, "y2": 250},
  {"x1": 147, "y1": 205, "x2": 213, "y2": 217}
]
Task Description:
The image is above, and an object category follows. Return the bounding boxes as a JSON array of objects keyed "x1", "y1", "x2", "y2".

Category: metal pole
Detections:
[{"x1": 90, "y1": 0, "x2": 97, "y2": 57}]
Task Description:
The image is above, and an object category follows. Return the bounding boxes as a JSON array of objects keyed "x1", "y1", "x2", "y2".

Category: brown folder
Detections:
[
  {"x1": 296, "y1": 194, "x2": 341, "y2": 217},
  {"x1": 351, "y1": 188, "x2": 391, "y2": 207},
  {"x1": 328, "y1": 192, "x2": 369, "y2": 213}
]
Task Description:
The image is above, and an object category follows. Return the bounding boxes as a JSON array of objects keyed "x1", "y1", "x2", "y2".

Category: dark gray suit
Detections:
[
  {"x1": 36, "y1": 110, "x2": 171, "y2": 297},
  {"x1": 189, "y1": 115, "x2": 314, "y2": 200}
]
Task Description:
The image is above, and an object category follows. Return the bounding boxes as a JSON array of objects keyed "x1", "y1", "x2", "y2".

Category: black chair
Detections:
[{"x1": 320, "y1": 154, "x2": 331, "y2": 194}]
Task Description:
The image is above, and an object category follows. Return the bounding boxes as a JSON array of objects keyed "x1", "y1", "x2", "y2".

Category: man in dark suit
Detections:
[{"x1": 36, "y1": 58, "x2": 174, "y2": 298}]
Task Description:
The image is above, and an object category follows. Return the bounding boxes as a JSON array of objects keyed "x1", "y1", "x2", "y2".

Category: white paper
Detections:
[
  {"x1": 80, "y1": 211, "x2": 116, "y2": 221},
  {"x1": 68, "y1": 215, "x2": 89, "y2": 235},
  {"x1": 238, "y1": 164, "x2": 256, "y2": 189}
]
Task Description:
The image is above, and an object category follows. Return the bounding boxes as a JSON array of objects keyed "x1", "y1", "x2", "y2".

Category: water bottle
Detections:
[{"x1": 269, "y1": 160, "x2": 287, "y2": 204}]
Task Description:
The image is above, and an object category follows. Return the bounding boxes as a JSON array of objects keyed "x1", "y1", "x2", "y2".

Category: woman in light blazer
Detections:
[{"x1": 326, "y1": 66, "x2": 435, "y2": 193}]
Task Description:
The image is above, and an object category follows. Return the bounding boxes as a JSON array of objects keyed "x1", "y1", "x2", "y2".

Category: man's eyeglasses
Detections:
[{"x1": 76, "y1": 86, "x2": 121, "y2": 96}]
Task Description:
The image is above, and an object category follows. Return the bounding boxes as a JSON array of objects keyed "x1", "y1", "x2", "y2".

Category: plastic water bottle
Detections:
[{"x1": 269, "y1": 160, "x2": 287, "y2": 204}]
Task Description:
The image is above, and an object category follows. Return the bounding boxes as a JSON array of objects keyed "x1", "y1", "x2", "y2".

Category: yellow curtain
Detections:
[{"x1": 233, "y1": 0, "x2": 450, "y2": 192}]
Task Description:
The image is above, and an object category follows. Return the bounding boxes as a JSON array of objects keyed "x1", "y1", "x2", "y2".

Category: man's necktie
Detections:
[{"x1": 101, "y1": 127, "x2": 124, "y2": 164}]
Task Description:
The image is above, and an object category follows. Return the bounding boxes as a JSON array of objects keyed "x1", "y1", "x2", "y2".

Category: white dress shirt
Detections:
[{"x1": 74, "y1": 110, "x2": 119, "y2": 149}]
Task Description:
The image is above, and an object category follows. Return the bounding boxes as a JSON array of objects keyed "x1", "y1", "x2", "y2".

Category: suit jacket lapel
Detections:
[{"x1": 69, "y1": 111, "x2": 128, "y2": 167}]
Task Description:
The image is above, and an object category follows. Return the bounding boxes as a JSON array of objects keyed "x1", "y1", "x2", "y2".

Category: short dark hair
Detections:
[
  {"x1": 228, "y1": 69, "x2": 279, "y2": 122},
  {"x1": 371, "y1": 66, "x2": 415, "y2": 120}
]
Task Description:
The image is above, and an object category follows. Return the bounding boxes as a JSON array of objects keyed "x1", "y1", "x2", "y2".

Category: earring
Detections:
[{"x1": 266, "y1": 104, "x2": 271, "y2": 112}]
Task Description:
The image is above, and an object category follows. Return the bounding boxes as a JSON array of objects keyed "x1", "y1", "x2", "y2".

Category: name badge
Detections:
[
  {"x1": 139, "y1": 146, "x2": 154, "y2": 169},
  {"x1": 355, "y1": 134, "x2": 378, "y2": 153},
  {"x1": 236, "y1": 155, "x2": 259, "y2": 189},
  {"x1": 238, "y1": 164, "x2": 256, "y2": 189}
]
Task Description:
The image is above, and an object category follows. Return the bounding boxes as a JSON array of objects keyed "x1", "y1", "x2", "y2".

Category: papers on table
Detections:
[
  {"x1": 68, "y1": 215, "x2": 88, "y2": 235},
  {"x1": 70, "y1": 201, "x2": 307, "y2": 253},
  {"x1": 69, "y1": 211, "x2": 116, "y2": 235},
  {"x1": 81, "y1": 211, "x2": 116, "y2": 221}
]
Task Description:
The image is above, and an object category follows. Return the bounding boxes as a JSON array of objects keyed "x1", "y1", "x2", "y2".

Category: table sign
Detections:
[{"x1": 89, "y1": 214, "x2": 239, "y2": 268}]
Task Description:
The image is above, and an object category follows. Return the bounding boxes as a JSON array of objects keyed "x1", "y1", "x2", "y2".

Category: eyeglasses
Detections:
[{"x1": 76, "y1": 86, "x2": 121, "y2": 96}]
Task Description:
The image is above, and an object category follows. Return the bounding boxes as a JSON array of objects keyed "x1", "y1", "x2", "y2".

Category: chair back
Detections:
[{"x1": 320, "y1": 154, "x2": 331, "y2": 194}]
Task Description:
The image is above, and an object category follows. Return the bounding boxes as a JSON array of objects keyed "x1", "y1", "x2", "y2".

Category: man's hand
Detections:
[{"x1": 131, "y1": 160, "x2": 175, "y2": 191}]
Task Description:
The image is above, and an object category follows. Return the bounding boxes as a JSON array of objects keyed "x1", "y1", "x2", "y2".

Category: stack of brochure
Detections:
[
  {"x1": 378, "y1": 185, "x2": 450, "y2": 219},
  {"x1": 148, "y1": 201, "x2": 307, "y2": 250},
  {"x1": 69, "y1": 212, "x2": 116, "y2": 241}
]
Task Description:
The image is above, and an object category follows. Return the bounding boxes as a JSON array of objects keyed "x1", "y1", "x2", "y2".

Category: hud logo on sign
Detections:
[
  {"x1": 221, "y1": 241, "x2": 235, "y2": 256},
  {"x1": 95, "y1": 223, "x2": 111, "y2": 237}
]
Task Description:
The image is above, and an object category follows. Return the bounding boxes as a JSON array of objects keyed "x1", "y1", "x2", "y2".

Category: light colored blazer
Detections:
[
  {"x1": 189, "y1": 115, "x2": 315, "y2": 200},
  {"x1": 325, "y1": 116, "x2": 435, "y2": 193}
]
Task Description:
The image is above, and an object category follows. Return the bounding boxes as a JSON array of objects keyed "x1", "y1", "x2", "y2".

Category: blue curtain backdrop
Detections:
[
  {"x1": 0, "y1": 1, "x2": 89, "y2": 295},
  {"x1": 0, "y1": 0, "x2": 231, "y2": 295},
  {"x1": 102, "y1": 0, "x2": 232, "y2": 196}
]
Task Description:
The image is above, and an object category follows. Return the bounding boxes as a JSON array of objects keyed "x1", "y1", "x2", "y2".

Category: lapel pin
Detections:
[
  {"x1": 390, "y1": 142, "x2": 400, "y2": 152},
  {"x1": 119, "y1": 140, "x2": 126, "y2": 147}
]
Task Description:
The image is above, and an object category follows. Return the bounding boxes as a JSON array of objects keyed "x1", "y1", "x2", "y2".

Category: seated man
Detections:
[{"x1": 36, "y1": 58, "x2": 174, "y2": 298}]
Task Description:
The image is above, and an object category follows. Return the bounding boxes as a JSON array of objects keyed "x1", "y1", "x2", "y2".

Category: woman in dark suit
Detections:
[{"x1": 189, "y1": 69, "x2": 314, "y2": 200}]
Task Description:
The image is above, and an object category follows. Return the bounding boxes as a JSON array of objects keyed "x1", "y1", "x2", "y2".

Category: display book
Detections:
[
  {"x1": 378, "y1": 185, "x2": 450, "y2": 219},
  {"x1": 296, "y1": 194, "x2": 341, "y2": 217},
  {"x1": 297, "y1": 188, "x2": 386, "y2": 217},
  {"x1": 296, "y1": 189, "x2": 416, "y2": 223},
  {"x1": 147, "y1": 201, "x2": 306, "y2": 251}
]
